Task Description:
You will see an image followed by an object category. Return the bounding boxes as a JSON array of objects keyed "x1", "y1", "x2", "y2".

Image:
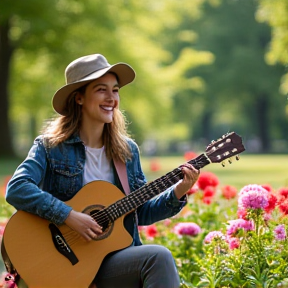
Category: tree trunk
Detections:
[
  {"x1": 256, "y1": 94, "x2": 270, "y2": 152},
  {"x1": 0, "y1": 19, "x2": 15, "y2": 157}
]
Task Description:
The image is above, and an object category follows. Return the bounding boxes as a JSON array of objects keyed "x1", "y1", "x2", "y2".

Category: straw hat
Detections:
[{"x1": 52, "y1": 54, "x2": 136, "y2": 115}]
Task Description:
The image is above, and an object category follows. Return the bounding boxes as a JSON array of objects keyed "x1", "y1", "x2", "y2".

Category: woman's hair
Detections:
[{"x1": 42, "y1": 81, "x2": 132, "y2": 162}]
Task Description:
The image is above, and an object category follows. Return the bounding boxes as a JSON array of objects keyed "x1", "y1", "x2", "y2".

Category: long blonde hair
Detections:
[{"x1": 42, "y1": 87, "x2": 132, "y2": 162}]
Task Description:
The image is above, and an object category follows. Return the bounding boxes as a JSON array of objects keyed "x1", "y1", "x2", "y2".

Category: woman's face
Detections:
[{"x1": 76, "y1": 73, "x2": 120, "y2": 125}]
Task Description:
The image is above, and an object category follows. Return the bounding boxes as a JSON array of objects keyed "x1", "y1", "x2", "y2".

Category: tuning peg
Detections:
[
  {"x1": 236, "y1": 155, "x2": 240, "y2": 161},
  {"x1": 228, "y1": 158, "x2": 232, "y2": 164},
  {"x1": 221, "y1": 161, "x2": 226, "y2": 167}
]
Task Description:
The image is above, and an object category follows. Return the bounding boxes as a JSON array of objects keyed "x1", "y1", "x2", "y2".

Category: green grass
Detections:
[
  {"x1": 141, "y1": 154, "x2": 288, "y2": 190},
  {"x1": 0, "y1": 154, "x2": 287, "y2": 191}
]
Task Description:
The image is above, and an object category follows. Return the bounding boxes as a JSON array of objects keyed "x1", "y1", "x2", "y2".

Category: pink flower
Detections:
[
  {"x1": 227, "y1": 237, "x2": 240, "y2": 250},
  {"x1": 0, "y1": 272, "x2": 17, "y2": 288},
  {"x1": 274, "y1": 224, "x2": 286, "y2": 241},
  {"x1": 173, "y1": 222, "x2": 201, "y2": 237},
  {"x1": 197, "y1": 172, "x2": 219, "y2": 190},
  {"x1": 238, "y1": 184, "x2": 269, "y2": 210},
  {"x1": 226, "y1": 219, "x2": 254, "y2": 237},
  {"x1": 0, "y1": 222, "x2": 6, "y2": 239},
  {"x1": 237, "y1": 208, "x2": 248, "y2": 220},
  {"x1": 163, "y1": 219, "x2": 172, "y2": 226},
  {"x1": 204, "y1": 231, "x2": 225, "y2": 243}
]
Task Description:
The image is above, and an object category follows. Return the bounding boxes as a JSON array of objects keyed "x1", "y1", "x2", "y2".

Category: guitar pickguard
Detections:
[{"x1": 49, "y1": 223, "x2": 79, "y2": 265}]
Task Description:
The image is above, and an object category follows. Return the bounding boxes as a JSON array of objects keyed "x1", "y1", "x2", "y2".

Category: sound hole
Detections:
[{"x1": 82, "y1": 204, "x2": 114, "y2": 241}]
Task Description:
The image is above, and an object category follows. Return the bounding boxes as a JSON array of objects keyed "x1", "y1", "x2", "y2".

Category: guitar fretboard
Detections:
[{"x1": 103, "y1": 153, "x2": 211, "y2": 222}]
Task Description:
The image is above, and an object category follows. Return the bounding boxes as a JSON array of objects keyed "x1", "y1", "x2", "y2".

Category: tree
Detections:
[
  {"x1": 164, "y1": 0, "x2": 286, "y2": 151},
  {"x1": 0, "y1": 0, "x2": 210, "y2": 157}
]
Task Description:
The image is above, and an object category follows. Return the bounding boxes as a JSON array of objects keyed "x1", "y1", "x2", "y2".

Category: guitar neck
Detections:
[{"x1": 105, "y1": 153, "x2": 211, "y2": 221}]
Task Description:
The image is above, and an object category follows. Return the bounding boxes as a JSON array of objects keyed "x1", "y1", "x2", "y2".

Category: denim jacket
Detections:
[{"x1": 6, "y1": 134, "x2": 186, "y2": 245}]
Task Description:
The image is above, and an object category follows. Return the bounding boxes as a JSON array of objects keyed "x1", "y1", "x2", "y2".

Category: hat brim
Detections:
[{"x1": 52, "y1": 63, "x2": 135, "y2": 115}]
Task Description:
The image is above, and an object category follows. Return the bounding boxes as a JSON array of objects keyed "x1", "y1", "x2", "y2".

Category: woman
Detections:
[{"x1": 6, "y1": 54, "x2": 200, "y2": 288}]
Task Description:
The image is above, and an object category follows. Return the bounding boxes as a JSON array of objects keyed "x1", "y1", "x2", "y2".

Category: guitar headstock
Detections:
[{"x1": 206, "y1": 132, "x2": 245, "y2": 166}]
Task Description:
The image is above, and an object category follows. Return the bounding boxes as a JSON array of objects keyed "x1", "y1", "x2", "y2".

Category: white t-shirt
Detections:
[{"x1": 83, "y1": 146, "x2": 114, "y2": 185}]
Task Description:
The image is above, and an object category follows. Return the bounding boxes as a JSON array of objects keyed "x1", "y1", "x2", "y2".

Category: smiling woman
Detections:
[{"x1": 4, "y1": 53, "x2": 200, "y2": 288}]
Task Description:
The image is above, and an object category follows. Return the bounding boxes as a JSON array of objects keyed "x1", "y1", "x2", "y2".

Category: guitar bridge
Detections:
[{"x1": 49, "y1": 223, "x2": 79, "y2": 265}]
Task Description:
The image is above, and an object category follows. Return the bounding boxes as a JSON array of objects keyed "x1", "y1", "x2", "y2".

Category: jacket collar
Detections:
[{"x1": 63, "y1": 133, "x2": 83, "y2": 144}]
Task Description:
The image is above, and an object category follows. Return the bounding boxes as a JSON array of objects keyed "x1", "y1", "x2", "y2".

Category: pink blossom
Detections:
[
  {"x1": 0, "y1": 272, "x2": 17, "y2": 288},
  {"x1": 173, "y1": 222, "x2": 201, "y2": 237},
  {"x1": 163, "y1": 219, "x2": 172, "y2": 226},
  {"x1": 274, "y1": 224, "x2": 286, "y2": 241},
  {"x1": 204, "y1": 231, "x2": 225, "y2": 243},
  {"x1": 227, "y1": 237, "x2": 240, "y2": 250},
  {"x1": 238, "y1": 184, "x2": 269, "y2": 210},
  {"x1": 226, "y1": 219, "x2": 254, "y2": 237},
  {"x1": 0, "y1": 222, "x2": 6, "y2": 239}
]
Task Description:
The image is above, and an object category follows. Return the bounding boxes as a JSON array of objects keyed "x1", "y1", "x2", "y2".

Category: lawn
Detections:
[
  {"x1": 141, "y1": 154, "x2": 288, "y2": 190},
  {"x1": 0, "y1": 154, "x2": 287, "y2": 192}
]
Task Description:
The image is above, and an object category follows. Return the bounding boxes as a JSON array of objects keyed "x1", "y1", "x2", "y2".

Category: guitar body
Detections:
[
  {"x1": 2, "y1": 132, "x2": 246, "y2": 288},
  {"x1": 3, "y1": 181, "x2": 133, "y2": 288}
]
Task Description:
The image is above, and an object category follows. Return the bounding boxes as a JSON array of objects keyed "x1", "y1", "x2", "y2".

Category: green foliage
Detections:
[{"x1": 140, "y1": 188, "x2": 288, "y2": 287}]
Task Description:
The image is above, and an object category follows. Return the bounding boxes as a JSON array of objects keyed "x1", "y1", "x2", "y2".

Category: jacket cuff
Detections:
[{"x1": 165, "y1": 186, "x2": 187, "y2": 211}]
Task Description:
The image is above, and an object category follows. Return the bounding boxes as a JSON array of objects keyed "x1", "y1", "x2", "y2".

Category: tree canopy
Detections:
[{"x1": 0, "y1": 0, "x2": 287, "y2": 157}]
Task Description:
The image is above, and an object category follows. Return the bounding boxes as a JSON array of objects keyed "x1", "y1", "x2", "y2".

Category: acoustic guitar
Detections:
[{"x1": 2, "y1": 132, "x2": 245, "y2": 288}]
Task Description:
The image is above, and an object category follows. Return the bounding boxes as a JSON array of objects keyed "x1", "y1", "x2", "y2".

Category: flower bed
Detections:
[
  {"x1": 1, "y1": 172, "x2": 288, "y2": 287},
  {"x1": 139, "y1": 172, "x2": 288, "y2": 287}
]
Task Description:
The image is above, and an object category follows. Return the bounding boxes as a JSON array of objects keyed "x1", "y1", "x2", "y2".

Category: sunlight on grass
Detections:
[{"x1": 141, "y1": 154, "x2": 288, "y2": 190}]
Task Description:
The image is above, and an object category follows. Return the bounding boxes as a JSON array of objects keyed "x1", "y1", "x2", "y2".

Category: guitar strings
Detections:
[
  {"x1": 87, "y1": 167, "x2": 188, "y2": 226},
  {"x1": 87, "y1": 157, "x2": 209, "y2": 227},
  {"x1": 62, "y1": 157, "x2": 210, "y2": 245}
]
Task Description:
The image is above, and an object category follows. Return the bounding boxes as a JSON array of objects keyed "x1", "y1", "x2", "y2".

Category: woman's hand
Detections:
[
  {"x1": 174, "y1": 163, "x2": 200, "y2": 199},
  {"x1": 64, "y1": 210, "x2": 102, "y2": 241}
]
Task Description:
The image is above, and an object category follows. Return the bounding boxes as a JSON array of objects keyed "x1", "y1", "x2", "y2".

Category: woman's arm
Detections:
[{"x1": 6, "y1": 137, "x2": 72, "y2": 225}]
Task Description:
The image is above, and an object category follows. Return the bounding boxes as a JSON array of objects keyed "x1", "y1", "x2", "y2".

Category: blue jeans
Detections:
[{"x1": 94, "y1": 245, "x2": 180, "y2": 288}]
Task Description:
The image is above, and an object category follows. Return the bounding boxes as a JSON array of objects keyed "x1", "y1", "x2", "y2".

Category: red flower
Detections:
[
  {"x1": 202, "y1": 196, "x2": 213, "y2": 205},
  {"x1": 145, "y1": 224, "x2": 158, "y2": 239},
  {"x1": 187, "y1": 183, "x2": 199, "y2": 195},
  {"x1": 184, "y1": 151, "x2": 197, "y2": 161},
  {"x1": 203, "y1": 186, "x2": 216, "y2": 198},
  {"x1": 265, "y1": 193, "x2": 278, "y2": 214},
  {"x1": 150, "y1": 159, "x2": 161, "y2": 172},
  {"x1": 261, "y1": 184, "x2": 273, "y2": 193},
  {"x1": 197, "y1": 172, "x2": 219, "y2": 190},
  {"x1": 222, "y1": 185, "x2": 237, "y2": 199},
  {"x1": 278, "y1": 198, "x2": 288, "y2": 215},
  {"x1": 237, "y1": 208, "x2": 248, "y2": 220},
  {"x1": 278, "y1": 187, "x2": 288, "y2": 199},
  {"x1": 1, "y1": 176, "x2": 11, "y2": 198}
]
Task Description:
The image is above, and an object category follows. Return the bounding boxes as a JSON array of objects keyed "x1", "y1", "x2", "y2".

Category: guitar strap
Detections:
[{"x1": 113, "y1": 158, "x2": 130, "y2": 195}]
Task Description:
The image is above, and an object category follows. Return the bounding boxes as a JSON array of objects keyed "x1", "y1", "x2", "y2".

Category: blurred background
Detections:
[
  {"x1": 0, "y1": 0, "x2": 288, "y2": 158},
  {"x1": 1, "y1": 0, "x2": 288, "y2": 276}
]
